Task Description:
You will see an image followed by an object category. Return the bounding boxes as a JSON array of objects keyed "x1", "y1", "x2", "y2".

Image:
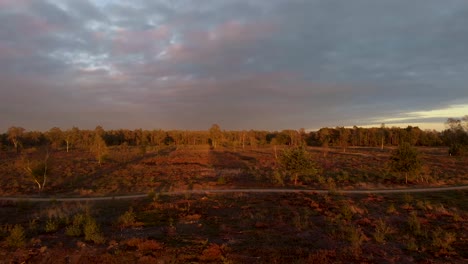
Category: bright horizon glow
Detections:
[
  {"x1": 307, "y1": 122, "x2": 444, "y2": 132},
  {"x1": 306, "y1": 103, "x2": 468, "y2": 132},
  {"x1": 359, "y1": 122, "x2": 444, "y2": 131},
  {"x1": 380, "y1": 104, "x2": 468, "y2": 123}
]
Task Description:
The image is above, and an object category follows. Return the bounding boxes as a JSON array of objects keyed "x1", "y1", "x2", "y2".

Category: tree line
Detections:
[{"x1": 1, "y1": 116, "x2": 467, "y2": 155}]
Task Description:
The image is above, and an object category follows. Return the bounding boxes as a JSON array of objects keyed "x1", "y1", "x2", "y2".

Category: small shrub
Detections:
[
  {"x1": 403, "y1": 193, "x2": 413, "y2": 203},
  {"x1": 272, "y1": 170, "x2": 284, "y2": 186},
  {"x1": 407, "y1": 212, "x2": 421, "y2": 236},
  {"x1": 83, "y1": 216, "x2": 105, "y2": 244},
  {"x1": 117, "y1": 207, "x2": 137, "y2": 228},
  {"x1": 345, "y1": 225, "x2": 366, "y2": 255},
  {"x1": 126, "y1": 238, "x2": 163, "y2": 253},
  {"x1": 406, "y1": 237, "x2": 418, "y2": 251},
  {"x1": 28, "y1": 218, "x2": 38, "y2": 235},
  {"x1": 199, "y1": 244, "x2": 223, "y2": 262},
  {"x1": 339, "y1": 204, "x2": 354, "y2": 222},
  {"x1": 434, "y1": 203, "x2": 450, "y2": 216},
  {"x1": 452, "y1": 212, "x2": 462, "y2": 222},
  {"x1": 373, "y1": 218, "x2": 394, "y2": 243},
  {"x1": 147, "y1": 191, "x2": 156, "y2": 200},
  {"x1": 5, "y1": 225, "x2": 26, "y2": 248},
  {"x1": 65, "y1": 213, "x2": 86, "y2": 237},
  {"x1": 415, "y1": 200, "x2": 433, "y2": 211},
  {"x1": 326, "y1": 177, "x2": 336, "y2": 190},
  {"x1": 217, "y1": 176, "x2": 226, "y2": 185},
  {"x1": 431, "y1": 227, "x2": 456, "y2": 254},
  {"x1": 386, "y1": 203, "x2": 397, "y2": 214},
  {"x1": 65, "y1": 225, "x2": 82, "y2": 237},
  {"x1": 45, "y1": 218, "x2": 59, "y2": 233}
]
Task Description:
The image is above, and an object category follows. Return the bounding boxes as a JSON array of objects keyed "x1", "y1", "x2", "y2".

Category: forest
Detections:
[{"x1": 2, "y1": 116, "x2": 467, "y2": 153}]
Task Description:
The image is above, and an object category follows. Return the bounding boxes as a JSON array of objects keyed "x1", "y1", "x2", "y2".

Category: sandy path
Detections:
[{"x1": 1, "y1": 185, "x2": 467, "y2": 202}]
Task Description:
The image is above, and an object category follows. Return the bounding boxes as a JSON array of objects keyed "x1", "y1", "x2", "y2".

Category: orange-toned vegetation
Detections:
[
  {"x1": 0, "y1": 190, "x2": 466, "y2": 263},
  {"x1": 0, "y1": 142, "x2": 467, "y2": 263}
]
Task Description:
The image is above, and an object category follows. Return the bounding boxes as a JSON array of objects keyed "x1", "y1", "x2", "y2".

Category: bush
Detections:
[
  {"x1": 431, "y1": 227, "x2": 456, "y2": 254},
  {"x1": 390, "y1": 143, "x2": 422, "y2": 184},
  {"x1": 65, "y1": 213, "x2": 85, "y2": 237},
  {"x1": 448, "y1": 144, "x2": 465, "y2": 156},
  {"x1": 272, "y1": 170, "x2": 284, "y2": 186},
  {"x1": 407, "y1": 212, "x2": 421, "y2": 236},
  {"x1": 45, "y1": 218, "x2": 59, "y2": 233},
  {"x1": 84, "y1": 216, "x2": 105, "y2": 244},
  {"x1": 386, "y1": 204, "x2": 397, "y2": 214},
  {"x1": 5, "y1": 225, "x2": 26, "y2": 248},
  {"x1": 117, "y1": 207, "x2": 137, "y2": 228},
  {"x1": 373, "y1": 218, "x2": 394, "y2": 243},
  {"x1": 279, "y1": 146, "x2": 319, "y2": 185},
  {"x1": 125, "y1": 238, "x2": 163, "y2": 252},
  {"x1": 199, "y1": 244, "x2": 224, "y2": 262},
  {"x1": 65, "y1": 224, "x2": 82, "y2": 237},
  {"x1": 344, "y1": 225, "x2": 366, "y2": 254}
]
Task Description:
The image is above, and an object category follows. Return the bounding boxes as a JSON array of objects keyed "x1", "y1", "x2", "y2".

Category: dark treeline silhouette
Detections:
[{"x1": 1, "y1": 116, "x2": 467, "y2": 154}]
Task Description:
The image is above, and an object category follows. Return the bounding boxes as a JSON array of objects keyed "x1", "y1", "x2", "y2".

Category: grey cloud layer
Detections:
[{"x1": 1, "y1": 0, "x2": 467, "y2": 131}]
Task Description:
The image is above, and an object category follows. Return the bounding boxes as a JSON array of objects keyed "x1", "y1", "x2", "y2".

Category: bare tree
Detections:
[
  {"x1": 209, "y1": 124, "x2": 222, "y2": 149},
  {"x1": 380, "y1": 123, "x2": 386, "y2": 150},
  {"x1": 64, "y1": 127, "x2": 80, "y2": 152},
  {"x1": 7, "y1": 126, "x2": 25, "y2": 153},
  {"x1": 22, "y1": 147, "x2": 51, "y2": 192},
  {"x1": 337, "y1": 127, "x2": 350, "y2": 153}
]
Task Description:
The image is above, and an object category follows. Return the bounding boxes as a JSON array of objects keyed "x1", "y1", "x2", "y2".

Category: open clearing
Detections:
[{"x1": 0, "y1": 145, "x2": 467, "y2": 263}]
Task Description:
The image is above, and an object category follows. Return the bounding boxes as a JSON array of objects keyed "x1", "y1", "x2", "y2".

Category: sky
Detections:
[{"x1": 1, "y1": 0, "x2": 467, "y2": 132}]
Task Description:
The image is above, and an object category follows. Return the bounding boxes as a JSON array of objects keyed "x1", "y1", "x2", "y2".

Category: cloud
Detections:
[{"x1": 1, "y1": 0, "x2": 468, "y2": 131}]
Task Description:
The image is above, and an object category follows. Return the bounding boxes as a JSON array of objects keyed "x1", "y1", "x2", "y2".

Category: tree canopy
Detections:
[
  {"x1": 389, "y1": 142, "x2": 422, "y2": 184},
  {"x1": 279, "y1": 146, "x2": 319, "y2": 185}
]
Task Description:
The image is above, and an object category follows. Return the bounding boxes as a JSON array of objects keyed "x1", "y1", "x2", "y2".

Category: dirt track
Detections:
[{"x1": 1, "y1": 185, "x2": 467, "y2": 202}]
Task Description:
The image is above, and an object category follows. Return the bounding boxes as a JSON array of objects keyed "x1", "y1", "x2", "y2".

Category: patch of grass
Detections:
[
  {"x1": 65, "y1": 213, "x2": 86, "y2": 237},
  {"x1": 344, "y1": 224, "x2": 366, "y2": 255},
  {"x1": 431, "y1": 227, "x2": 456, "y2": 255},
  {"x1": 5, "y1": 225, "x2": 26, "y2": 248},
  {"x1": 83, "y1": 215, "x2": 105, "y2": 244},
  {"x1": 386, "y1": 203, "x2": 397, "y2": 214},
  {"x1": 407, "y1": 212, "x2": 421, "y2": 236},
  {"x1": 373, "y1": 218, "x2": 394, "y2": 243},
  {"x1": 117, "y1": 207, "x2": 139, "y2": 228},
  {"x1": 44, "y1": 218, "x2": 59, "y2": 233}
]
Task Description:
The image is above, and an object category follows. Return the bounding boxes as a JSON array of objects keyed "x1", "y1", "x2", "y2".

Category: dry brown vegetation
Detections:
[
  {"x1": 0, "y1": 190, "x2": 466, "y2": 263},
  {"x1": 1, "y1": 145, "x2": 467, "y2": 196},
  {"x1": 0, "y1": 145, "x2": 467, "y2": 263}
]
